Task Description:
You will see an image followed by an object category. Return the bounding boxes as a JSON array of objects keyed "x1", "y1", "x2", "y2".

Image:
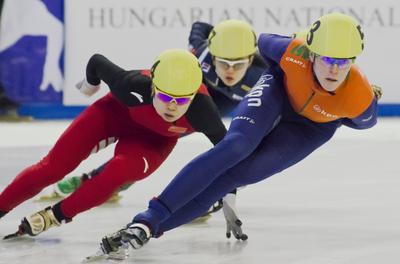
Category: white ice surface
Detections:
[{"x1": 0, "y1": 118, "x2": 399, "y2": 264}]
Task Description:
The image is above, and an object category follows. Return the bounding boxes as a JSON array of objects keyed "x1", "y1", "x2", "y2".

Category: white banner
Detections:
[{"x1": 64, "y1": 0, "x2": 400, "y2": 105}]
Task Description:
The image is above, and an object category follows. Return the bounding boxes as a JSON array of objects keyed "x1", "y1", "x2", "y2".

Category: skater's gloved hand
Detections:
[
  {"x1": 76, "y1": 78, "x2": 100, "y2": 97},
  {"x1": 222, "y1": 193, "x2": 248, "y2": 241},
  {"x1": 371, "y1": 84, "x2": 383, "y2": 100},
  {"x1": 101, "y1": 223, "x2": 151, "y2": 254}
]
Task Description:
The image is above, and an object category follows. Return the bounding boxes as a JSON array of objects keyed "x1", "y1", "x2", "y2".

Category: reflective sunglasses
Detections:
[
  {"x1": 214, "y1": 57, "x2": 250, "y2": 71},
  {"x1": 154, "y1": 88, "x2": 194, "y2": 105},
  {"x1": 318, "y1": 55, "x2": 355, "y2": 69}
]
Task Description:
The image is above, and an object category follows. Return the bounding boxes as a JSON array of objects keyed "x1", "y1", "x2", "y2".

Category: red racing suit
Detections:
[{"x1": 0, "y1": 54, "x2": 226, "y2": 220}]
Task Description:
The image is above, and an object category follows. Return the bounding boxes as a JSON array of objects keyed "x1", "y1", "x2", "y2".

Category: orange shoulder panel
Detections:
[{"x1": 279, "y1": 39, "x2": 374, "y2": 123}]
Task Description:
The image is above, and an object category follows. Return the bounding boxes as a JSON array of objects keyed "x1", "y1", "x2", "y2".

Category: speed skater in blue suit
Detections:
[{"x1": 98, "y1": 13, "x2": 382, "y2": 255}]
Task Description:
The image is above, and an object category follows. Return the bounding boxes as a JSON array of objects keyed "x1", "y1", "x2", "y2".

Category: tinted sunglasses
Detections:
[
  {"x1": 154, "y1": 88, "x2": 194, "y2": 105},
  {"x1": 318, "y1": 55, "x2": 355, "y2": 69},
  {"x1": 214, "y1": 57, "x2": 250, "y2": 71}
]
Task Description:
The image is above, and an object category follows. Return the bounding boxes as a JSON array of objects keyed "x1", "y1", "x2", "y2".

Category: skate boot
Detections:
[
  {"x1": 101, "y1": 223, "x2": 151, "y2": 254},
  {"x1": 35, "y1": 175, "x2": 84, "y2": 202},
  {"x1": 36, "y1": 174, "x2": 124, "y2": 203},
  {"x1": 55, "y1": 175, "x2": 124, "y2": 203},
  {"x1": 54, "y1": 175, "x2": 125, "y2": 203},
  {"x1": 21, "y1": 206, "x2": 61, "y2": 236},
  {"x1": 122, "y1": 223, "x2": 151, "y2": 249},
  {"x1": 54, "y1": 175, "x2": 83, "y2": 196},
  {"x1": 3, "y1": 206, "x2": 62, "y2": 239}
]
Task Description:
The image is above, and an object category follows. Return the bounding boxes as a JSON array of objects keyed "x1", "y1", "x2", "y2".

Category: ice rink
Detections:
[{"x1": 0, "y1": 118, "x2": 399, "y2": 264}]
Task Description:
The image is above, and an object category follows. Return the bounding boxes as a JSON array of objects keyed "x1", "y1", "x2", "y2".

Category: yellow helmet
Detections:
[
  {"x1": 151, "y1": 49, "x2": 202, "y2": 96},
  {"x1": 292, "y1": 29, "x2": 308, "y2": 41},
  {"x1": 306, "y1": 13, "x2": 364, "y2": 58},
  {"x1": 208, "y1": 20, "x2": 257, "y2": 59}
]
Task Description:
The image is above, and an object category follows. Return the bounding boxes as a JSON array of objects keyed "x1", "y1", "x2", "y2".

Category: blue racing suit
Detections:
[
  {"x1": 133, "y1": 35, "x2": 378, "y2": 236},
  {"x1": 189, "y1": 21, "x2": 267, "y2": 116}
]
